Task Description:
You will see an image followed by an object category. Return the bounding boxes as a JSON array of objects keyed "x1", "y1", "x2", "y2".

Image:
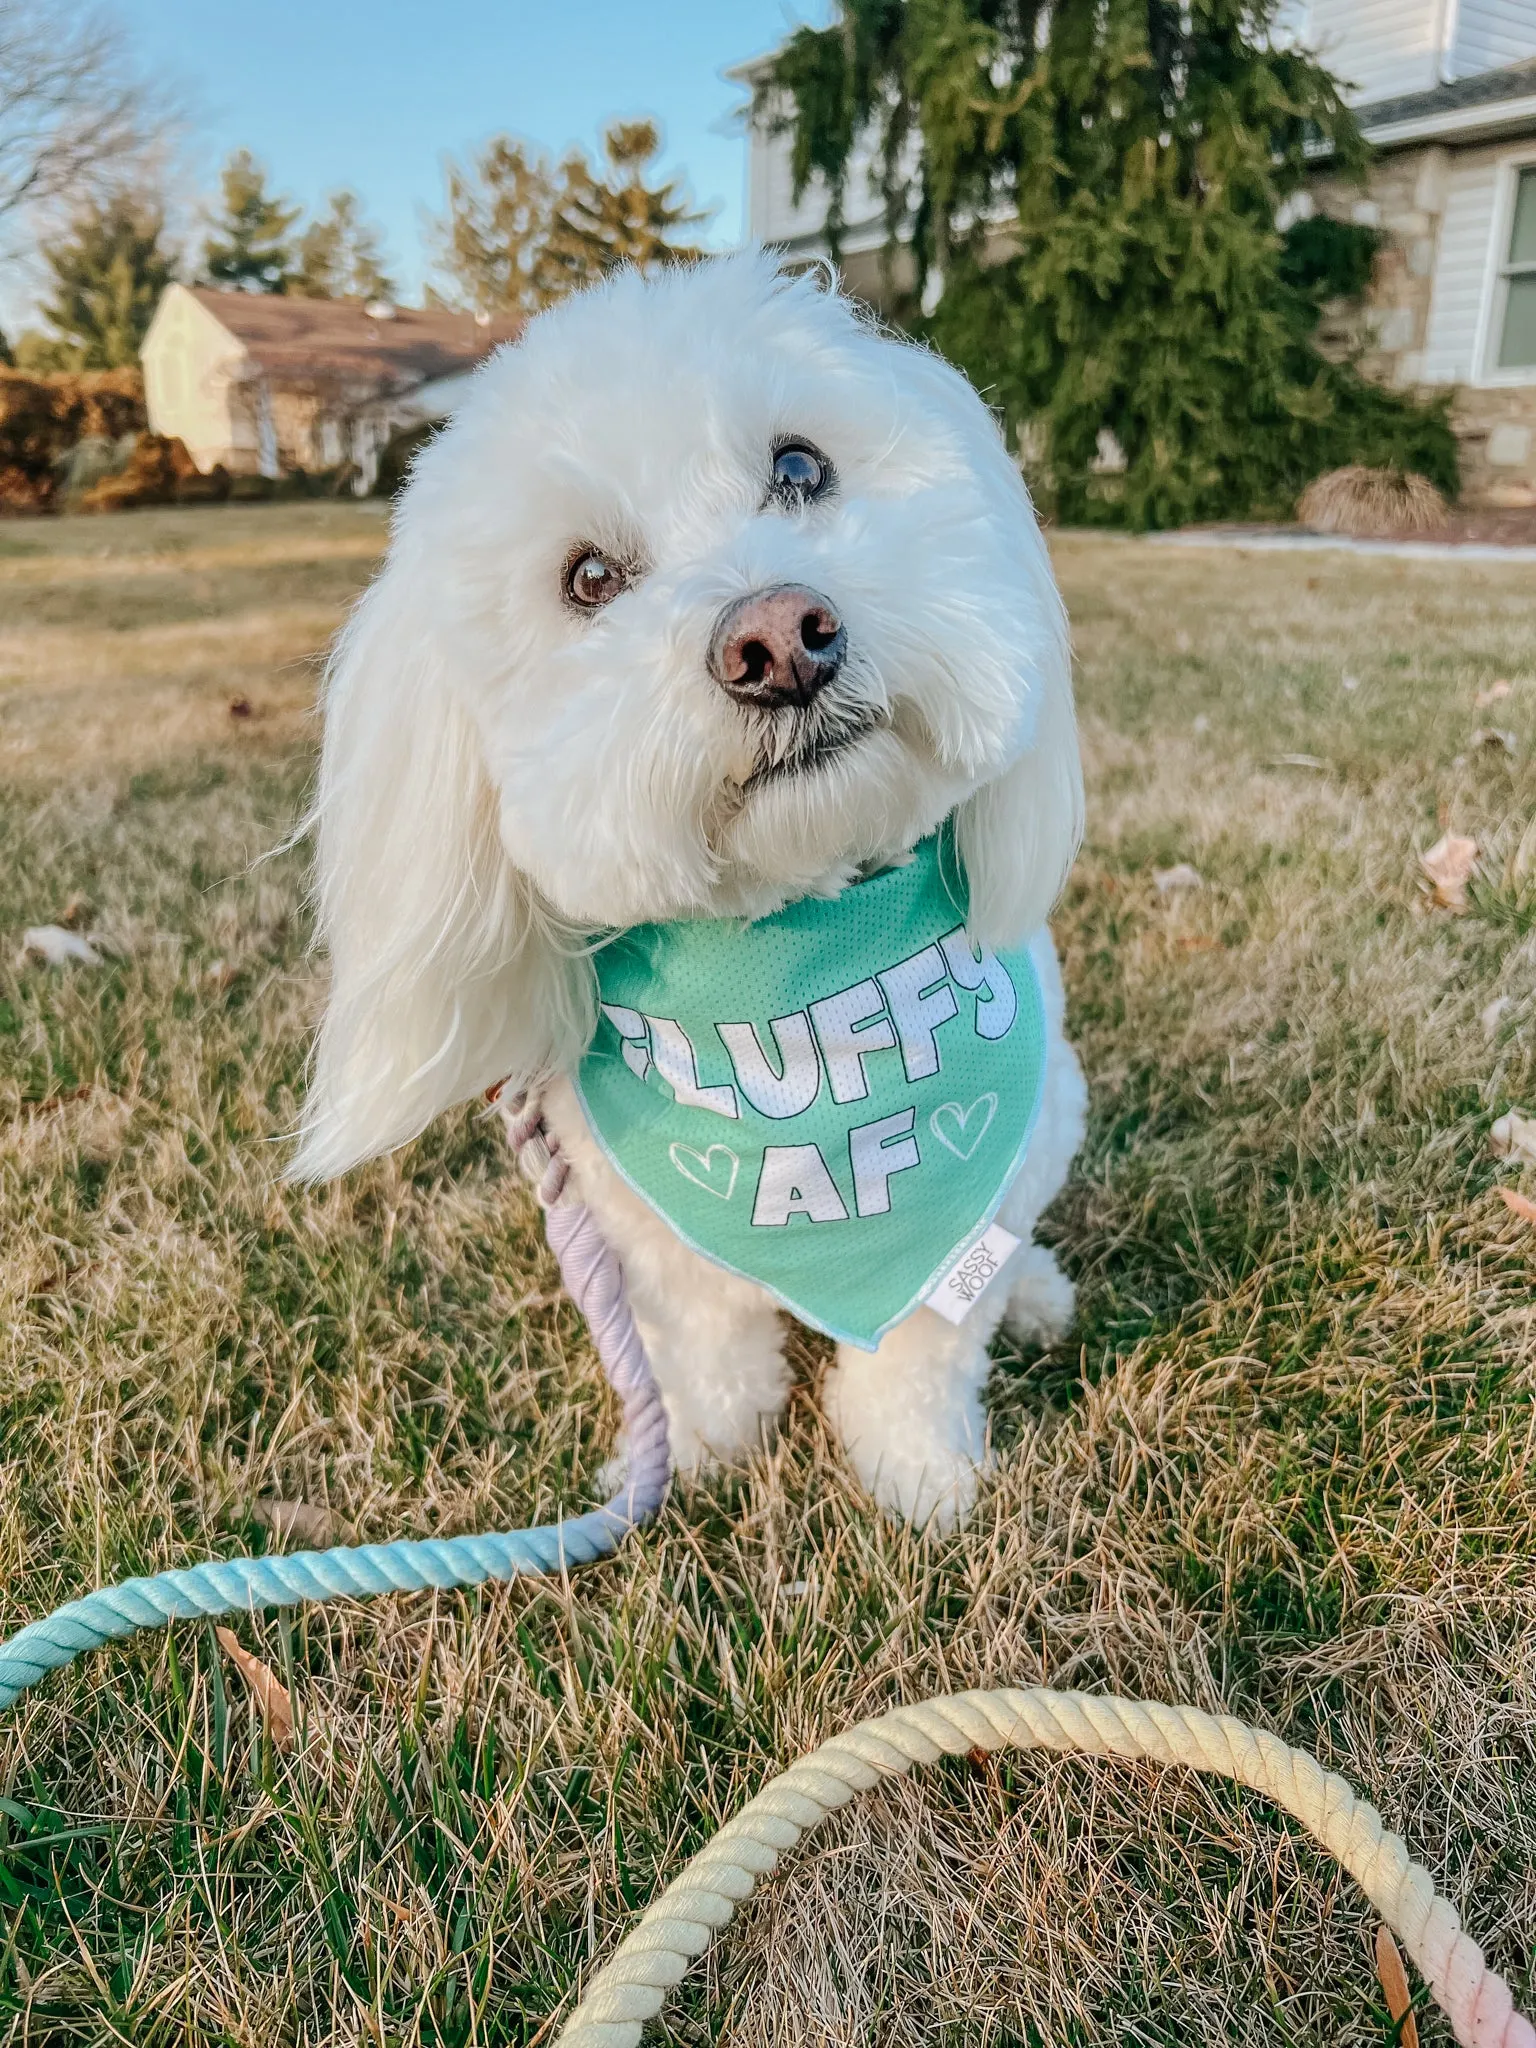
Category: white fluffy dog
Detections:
[{"x1": 293, "y1": 251, "x2": 1086, "y2": 1529}]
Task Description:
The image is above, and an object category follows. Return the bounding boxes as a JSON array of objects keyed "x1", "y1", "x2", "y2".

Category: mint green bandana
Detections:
[{"x1": 575, "y1": 828, "x2": 1047, "y2": 1350}]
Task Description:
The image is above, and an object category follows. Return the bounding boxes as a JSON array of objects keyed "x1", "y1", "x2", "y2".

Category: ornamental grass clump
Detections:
[{"x1": 1297, "y1": 464, "x2": 1449, "y2": 538}]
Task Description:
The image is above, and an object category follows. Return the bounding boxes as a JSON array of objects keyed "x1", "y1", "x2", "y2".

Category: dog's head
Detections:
[{"x1": 293, "y1": 252, "x2": 1080, "y2": 1179}]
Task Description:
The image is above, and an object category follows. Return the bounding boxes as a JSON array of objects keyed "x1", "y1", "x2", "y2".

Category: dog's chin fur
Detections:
[
  {"x1": 293, "y1": 252, "x2": 1082, "y2": 1184},
  {"x1": 292, "y1": 248, "x2": 1089, "y2": 1529}
]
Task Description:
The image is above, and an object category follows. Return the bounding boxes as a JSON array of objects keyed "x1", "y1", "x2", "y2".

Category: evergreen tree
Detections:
[
  {"x1": 28, "y1": 187, "x2": 174, "y2": 368},
  {"x1": 0, "y1": 326, "x2": 13, "y2": 367},
  {"x1": 293, "y1": 189, "x2": 395, "y2": 301},
  {"x1": 766, "y1": 0, "x2": 1457, "y2": 527},
  {"x1": 433, "y1": 120, "x2": 705, "y2": 318},
  {"x1": 433, "y1": 137, "x2": 562, "y2": 316},
  {"x1": 559, "y1": 121, "x2": 706, "y2": 275},
  {"x1": 202, "y1": 149, "x2": 299, "y2": 293}
]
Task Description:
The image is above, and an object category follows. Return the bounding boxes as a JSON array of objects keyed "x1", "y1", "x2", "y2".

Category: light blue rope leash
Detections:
[{"x1": 0, "y1": 1095, "x2": 673, "y2": 1714}]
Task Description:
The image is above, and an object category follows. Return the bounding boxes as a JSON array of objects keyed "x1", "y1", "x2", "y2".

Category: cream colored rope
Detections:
[{"x1": 555, "y1": 1687, "x2": 1535, "y2": 2048}]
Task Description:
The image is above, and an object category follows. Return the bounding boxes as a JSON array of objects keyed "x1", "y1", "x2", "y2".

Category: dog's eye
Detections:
[
  {"x1": 771, "y1": 440, "x2": 832, "y2": 506},
  {"x1": 565, "y1": 548, "x2": 627, "y2": 610}
]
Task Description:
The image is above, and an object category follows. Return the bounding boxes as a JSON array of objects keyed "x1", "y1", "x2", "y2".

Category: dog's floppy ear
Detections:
[
  {"x1": 954, "y1": 621, "x2": 1084, "y2": 949},
  {"x1": 290, "y1": 550, "x2": 592, "y2": 1182}
]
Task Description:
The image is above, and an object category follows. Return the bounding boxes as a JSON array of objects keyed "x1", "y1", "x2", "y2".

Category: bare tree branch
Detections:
[{"x1": 0, "y1": 0, "x2": 157, "y2": 225}]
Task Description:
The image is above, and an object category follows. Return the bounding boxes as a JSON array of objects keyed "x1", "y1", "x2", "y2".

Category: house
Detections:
[
  {"x1": 140, "y1": 286, "x2": 521, "y2": 492},
  {"x1": 734, "y1": 0, "x2": 1536, "y2": 506}
]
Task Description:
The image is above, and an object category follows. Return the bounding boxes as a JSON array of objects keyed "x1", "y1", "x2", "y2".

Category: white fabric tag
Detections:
[{"x1": 923, "y1": 1220, "x2": 1020, "y2": 1324}]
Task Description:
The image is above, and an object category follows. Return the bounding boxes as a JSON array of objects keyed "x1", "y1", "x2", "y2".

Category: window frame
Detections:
[{"x1": 1478, "y1": 150, "x2": 1536, "y2": 387}]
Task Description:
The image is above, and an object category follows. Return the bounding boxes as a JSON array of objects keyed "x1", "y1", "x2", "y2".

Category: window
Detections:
[{"x1": 1497, "y1": 166, "x2": 1536, "y2": 371}]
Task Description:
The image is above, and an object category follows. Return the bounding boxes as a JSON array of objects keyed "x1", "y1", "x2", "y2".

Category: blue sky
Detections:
[{"x1": 107, "y1": 0, "x2": 826, "y2": 301}]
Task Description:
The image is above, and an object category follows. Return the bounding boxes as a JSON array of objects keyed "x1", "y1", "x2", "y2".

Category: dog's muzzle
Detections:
[{"x1": 708, "y1": 584, "x2": 846, "y2": 710}]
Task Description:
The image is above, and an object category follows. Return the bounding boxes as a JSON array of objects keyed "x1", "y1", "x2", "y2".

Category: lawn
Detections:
[{"x1": 1, "y1": 501, "x2": 1535, "y2": 2046}]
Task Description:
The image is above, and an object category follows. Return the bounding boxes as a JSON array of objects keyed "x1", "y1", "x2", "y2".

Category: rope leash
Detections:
[
  {"x1": 0, "y1": 1103, "x2": 1529, "y2": 2044},
  {"x1": 0, "y1": 1092, "x2": 671, "y2": 1713},
  {"x1": 556, "y1": 1686, "x2": 1536, "y2": 2048}
]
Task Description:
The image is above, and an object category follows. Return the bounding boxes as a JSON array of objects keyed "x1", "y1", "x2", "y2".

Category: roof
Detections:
[
  {"x1": 185, "y1": 287, "x2": 522, "y2": 389},
  {"x1": 1356, "y1": 56, "x2": 1536, "y2": 147}
]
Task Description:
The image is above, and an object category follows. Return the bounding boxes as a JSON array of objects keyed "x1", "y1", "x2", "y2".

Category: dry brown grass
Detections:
[
  {"x1": 1296, "y1": 465, "x2": 1449, "y2": 538},
  {"x1": 2, "y1": 508, "x2": 1535, "y2": 2045}
]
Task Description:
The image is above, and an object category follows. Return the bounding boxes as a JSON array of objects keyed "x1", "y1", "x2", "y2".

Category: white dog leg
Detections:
[
  {"x1": 993, "y1": 930, "x2": 1087, "y2": 1352},
  {"x1": 541, "y1": 1078, "x2": 790, "y2": 1476},
  {"x1": 1001, "y1": 1239, "x2": 1077, "y2": 1345},
  {"x1": 824, "y1": 1297, "x2": 1007, "y2": 1531},
  {"x1": 625, "y1": 1257, "x2": 791, "y2": 1477}
]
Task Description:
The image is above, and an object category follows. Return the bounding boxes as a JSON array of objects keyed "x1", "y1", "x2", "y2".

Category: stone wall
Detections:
[{"x1": 1310, "y1": 140, "x2": 1536, "y2": 508}]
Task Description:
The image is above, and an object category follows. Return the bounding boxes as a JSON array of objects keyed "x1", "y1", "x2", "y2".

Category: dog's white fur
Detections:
[{"x1": 294, "y1": 251, "x2": 1087, "y2": 1528}]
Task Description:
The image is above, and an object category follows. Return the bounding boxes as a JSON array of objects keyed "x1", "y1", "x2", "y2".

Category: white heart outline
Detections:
[
  {"x1": 668, "y1": 1140, "x2": 740, "y2": 1200},
  {"x1": 929, "y1": 1093, "x2": 998, "y2": 1162}
]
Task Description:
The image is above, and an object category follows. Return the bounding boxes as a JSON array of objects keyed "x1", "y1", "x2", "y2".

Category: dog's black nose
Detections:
[{"x1": 709, "y1": 584, "x2": 846, "y2": 709}]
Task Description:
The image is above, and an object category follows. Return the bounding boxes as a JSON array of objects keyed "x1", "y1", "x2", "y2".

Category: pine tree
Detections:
[
  {"x1": 557, "y1": 122, "x2": 706, "y2": 275},
  {"x1": 293, "y1": 189, "x2": 395, "y2": 301},
  {"x1": 766, "y1": 0, "x2": 1457, "y2": 528},
  {"x1": 433, "y1": 120, "x2": 705, "y2": 317},
  {"x1": 203, "y1": 150, "x2": 299, "y2": 294},
  {"x1": 434, "y1": 137, "x2": 567, "y2": 317},
  {"x1": 27, "y1": 187, "x2": 174, "y2": 368}
]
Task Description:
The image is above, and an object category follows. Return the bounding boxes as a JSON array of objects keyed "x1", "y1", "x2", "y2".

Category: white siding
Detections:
[
  {"x1": 1422, "y1": 159, "x2": 1502, "y2": 379},
  {"x1": 1449, "y1": 0, "x2": 1536, "y2": 78},
  {"x1": 140, "y1": 284, "x2": 248, "y2": 472},
  {"x1": 1269, "y1": 0, "x2": 1313, "y2": 45},
  {"x1": 747, "y1": 108, "x2": 888, "y2": 249},
  {"x1": 747, "y1": 116, "x2": 829, "y2": 245},
  {"x1": 1304, "y1": 0, "x2": 1443, "y2": 99}
]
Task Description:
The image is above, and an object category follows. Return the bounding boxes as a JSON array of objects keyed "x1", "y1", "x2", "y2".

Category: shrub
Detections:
[{"x1": 0, "y1": 368, "x2": 145, "y2": 513}]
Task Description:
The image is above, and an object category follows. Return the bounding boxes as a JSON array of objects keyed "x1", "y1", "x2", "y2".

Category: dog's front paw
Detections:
[
  {"x1": 594, "y1": 1440, "x2": 631, "y2": 1499},
  {"x1": 824, "y1": 1356, "x2": 986, "y2": 1532},
  {"x1": 597, "y1": 1417, "x2": 717, "y2": 1498},
  {"x1": 858, "y1": 1439, "x2": 983, "y2": 1532},
  {"x1": 662, "y1": 1419, "x2": 723, "y2": 1480}
]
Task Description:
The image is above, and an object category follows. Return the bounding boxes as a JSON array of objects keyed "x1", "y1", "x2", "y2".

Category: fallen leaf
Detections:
[
  {"x1": 1499, "y1": 1187, "x2": 1536, "y2": 1225},
  {"x1": 1471, "y1": 726, "x2": 1517, "y2": 756},
  {"x1": 247, "y1": 1497, "x2": 355, "y2": 1548},
  {"x1": 1475, "y1": 678, "x2": 1513, "y2": 708},
  {"x1": 204, "y1": 958, "x2": 237, "y2": 992},
  {"x1": 215, "y1": 1627, "x2": 294, "y2": 1748},
  {"x1": 1483, "y1": 996, "x2": 1512, "y2": 1038},
  {"x1": 1419, "y1": 832, "x2": 1478, "y2": 911},
  {"x1": 228, "y1": 696, "x2": 254, "y2": 720},
  {"x1": 59, "y1": 893, "x2": 93, "y2": 928},
  {"x1": 27, "y1": 1083, "x2": 94, "y2": 1115},
  {"x1": 1270, "y1": 753, "x2": 1326, "y2": 770},
  {"x1": 18, "y1": 925, "x2": 101, "y2": 968},
  {"x1": 1153, "y1": 863, "x2": 1203, "y2": 894},
  {"x1": 1375, "y1": 1926, "x2": 1419, "y2": 2048},
  {"x1": 1490, "y1": 1110, "x2": 1536, "y2": 1166},
  {"x1": 1176, "y1": 935, "x2": 1220, "y2": 952}
]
